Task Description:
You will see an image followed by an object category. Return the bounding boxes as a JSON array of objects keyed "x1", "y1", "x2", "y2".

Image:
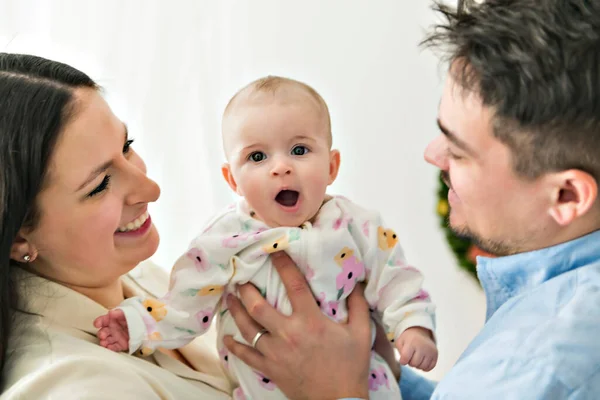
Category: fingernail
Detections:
[
  {"x1": 271, "y1": 251, "x2": 283, "y2": 261},
  {"x1": 226, "y1": 294, "x2": 234, "y2": 306}
]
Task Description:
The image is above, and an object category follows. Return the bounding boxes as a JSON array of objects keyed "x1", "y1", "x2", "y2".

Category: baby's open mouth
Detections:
[{"x1": 275, "y1": 190, "x2": 299, "y2": 207}]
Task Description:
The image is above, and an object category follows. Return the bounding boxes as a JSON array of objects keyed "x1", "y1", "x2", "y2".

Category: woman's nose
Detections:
[
  {"x1": 124, "y1": 158, "x2": 161, "y2": 205},
  {"x1": 424, "y1": 135, "x2": 448, "y2": 170}
]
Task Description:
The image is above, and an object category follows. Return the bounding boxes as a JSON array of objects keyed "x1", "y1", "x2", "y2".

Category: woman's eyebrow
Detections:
[
  {"x1": 77, "y1": 160, "x2": 112, "y2": 191},
  {"x1": 76, "y1": 123, "x2": 128, "y2": 191}
]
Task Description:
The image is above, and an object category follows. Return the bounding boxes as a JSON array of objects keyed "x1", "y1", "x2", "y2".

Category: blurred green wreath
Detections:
[{"x1": 436, "y1": 172, "x2": 492, "y2": 282}]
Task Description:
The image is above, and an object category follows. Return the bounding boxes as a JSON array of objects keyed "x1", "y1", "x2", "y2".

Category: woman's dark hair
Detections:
[{"x1": 0, "y1": 53, "x2": 98, "y2": 374}]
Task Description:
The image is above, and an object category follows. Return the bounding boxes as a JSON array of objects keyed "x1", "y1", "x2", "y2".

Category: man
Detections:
[{"x1": 224, "y1": 1, "x2": 600, "y2": 398}]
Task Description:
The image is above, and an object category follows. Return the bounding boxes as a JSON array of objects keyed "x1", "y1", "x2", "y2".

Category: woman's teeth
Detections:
[{"x1": 117, "y1": 211, "x2": 149, "y2": 232}]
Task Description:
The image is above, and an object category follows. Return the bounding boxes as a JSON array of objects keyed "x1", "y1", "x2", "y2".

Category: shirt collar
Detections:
[{"x1": 476, "y1": 229, "x2": 600, "y2": 320}]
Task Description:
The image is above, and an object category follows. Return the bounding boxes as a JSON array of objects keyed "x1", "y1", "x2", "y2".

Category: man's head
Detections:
[
  {"x1": 221, "y1": 76, "x2": 340, "y2": 227},
  {"x1": 423, "y1": 0, "x2": 600, "y2": 255}
]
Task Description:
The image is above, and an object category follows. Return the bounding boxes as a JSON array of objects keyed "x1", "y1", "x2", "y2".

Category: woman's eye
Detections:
[
  {"x1": 291, "y1": 145, "x2": 309, "y2": 156},
  {"x1": 88, "y1": 175, "x2": 111, "y2": 197},
  {"x1": 123, "y1": 139, "x2": 134, "y2": 154},
  {"x1": 249, "y1": 152, "x2": 266, "y2": 162}
]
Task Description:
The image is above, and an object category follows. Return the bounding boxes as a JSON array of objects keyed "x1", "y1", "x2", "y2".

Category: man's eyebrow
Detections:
[
  {"x1": 437, "y1": 119, "x2": 475, "y2": 155},
  {"x1": 77, "y1": 123, "x2": 128, "y2": 191}
]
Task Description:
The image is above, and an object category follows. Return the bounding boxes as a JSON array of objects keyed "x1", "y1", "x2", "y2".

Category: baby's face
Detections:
[{"x1": 223, "y1": 99, "x2": 339, "y2": 227}]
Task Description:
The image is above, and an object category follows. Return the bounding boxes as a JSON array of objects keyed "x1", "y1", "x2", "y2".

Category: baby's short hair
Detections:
[{"x1": 223, "y1": 75, "x2": 332, "y2": 146}]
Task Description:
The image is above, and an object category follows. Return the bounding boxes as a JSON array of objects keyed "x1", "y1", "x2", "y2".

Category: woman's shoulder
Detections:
[
  {"x1": 2, "y1": 317, "x2": 230, "y2": 399},
  {"x1": 3, "y1": 315, "x2": 110, "y2": 395},
  {"x1": 126, "y1": 258, "x2": 171, "y2": 298},
  {"x1": 4, "y1": 315, "x2": 124, "y2": 380},
  {"x1": 2, "y1": 264, "x2": 231, "y2": 399}
]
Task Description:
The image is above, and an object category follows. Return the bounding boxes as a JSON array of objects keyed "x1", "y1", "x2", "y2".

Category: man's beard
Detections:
[
  {"x1": 449, "y1": 222, "x2": 516, "y2": 257},
  {"x1": 442, "y1": 171, "x2": 519, "y2": 257}
]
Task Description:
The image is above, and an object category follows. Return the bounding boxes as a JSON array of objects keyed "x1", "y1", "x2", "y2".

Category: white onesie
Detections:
[{"x1": 119, "y1": 196, "x2": 435, "y2": 400}]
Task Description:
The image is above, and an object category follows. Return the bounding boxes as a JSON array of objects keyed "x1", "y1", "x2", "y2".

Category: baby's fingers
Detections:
[
  {"x1": 93, "y1": 314, "x2": 110, "y2": 329},
  {"x1": 97, "y1": 327, "x2": 112, "y2": 341},
  {"x1": 420, "y1": 356, "x2": 434, "y2": 372},
  {"x1": 408, "y1": 351, "x2": 424, "y2": 369},
  {"x1": 109, "y1": 332, "x2": 129, "y2": 351},
  {"x1": 107, "y1": 343, "x2": 126, "y2": 352},
  {"x1": 100, "y1": 332, "x2": 128, "y2": 352},
  {"x1": 101, "y1": 333, "x2": 122, "y2": 346},
  {"x1": 399, "y1": 344, "x2": 415, "y2": 366}
]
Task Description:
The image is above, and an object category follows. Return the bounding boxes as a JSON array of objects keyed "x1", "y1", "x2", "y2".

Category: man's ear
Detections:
[
  {"x1": 221, "y1": 164, "x2": 242, "y2": 195},
  {"x1": 10, "y1": 230, "x2": 37, "y2": 263},
  {"x1": 547, "y1": 169, "x2": 598, "y2": 226},
  {"x1": 328, "y1": 149, "x2": 341, "y2": 185}
]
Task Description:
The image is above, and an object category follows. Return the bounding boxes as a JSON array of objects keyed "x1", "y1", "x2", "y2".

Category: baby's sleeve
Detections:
[
  {"x1": 358, "y1": 214, "x2": 436, "y2": 342},
  {"x1": 118, "y1": 214, "x2": 242, "y2": 355}
]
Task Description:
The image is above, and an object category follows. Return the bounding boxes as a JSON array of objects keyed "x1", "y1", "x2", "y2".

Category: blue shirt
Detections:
[{"x1": 399, "y1": 229, "x2": 600, "y2": 399}]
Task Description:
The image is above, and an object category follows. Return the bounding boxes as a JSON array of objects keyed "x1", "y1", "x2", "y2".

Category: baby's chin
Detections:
[
  {"x1": 267, "y1": 217, "x2": 307, "y2": 228},
  {"x1": 265, "y1": 211, "x2": 317, "y2": 228}
]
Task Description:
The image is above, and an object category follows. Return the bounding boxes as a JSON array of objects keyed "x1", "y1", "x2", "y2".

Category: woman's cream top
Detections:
[{"x1": 1, "y1": 261, "x2": 233, "y2": 399}]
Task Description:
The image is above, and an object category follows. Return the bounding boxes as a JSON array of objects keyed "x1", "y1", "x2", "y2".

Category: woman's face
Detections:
[{"x1": 23, "y1": 88, "x2": 160, "y2": 288}]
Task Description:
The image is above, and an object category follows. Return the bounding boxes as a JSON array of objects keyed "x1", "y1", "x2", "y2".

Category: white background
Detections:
[{"x1": 1, "y1": 0, "x2": 486, "y2": 380}]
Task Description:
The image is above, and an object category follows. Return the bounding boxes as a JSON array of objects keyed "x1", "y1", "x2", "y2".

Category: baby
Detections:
[{"x1": 95, "y1": 76, "x2": 437, "y2": 400}]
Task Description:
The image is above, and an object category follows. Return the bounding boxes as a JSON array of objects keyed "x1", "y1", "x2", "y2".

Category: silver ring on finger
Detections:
[{"x1": 251, "y1": 328, "x2": 268, "y2": 349}]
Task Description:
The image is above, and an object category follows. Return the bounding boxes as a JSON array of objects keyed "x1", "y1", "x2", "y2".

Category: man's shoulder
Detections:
[
  {"x1": 436, "y1": 318, "x2": 600, "y2": 398},
  {"x1": 438, "y1": 271, "x2": 600, "y2": 397},
  {"x1": 526, "y1": 268, "x2": 600, "y2": 387}
]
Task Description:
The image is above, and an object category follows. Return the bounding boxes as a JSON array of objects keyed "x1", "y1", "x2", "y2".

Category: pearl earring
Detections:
[{"x1": 23, "y1": 254, "x2": 31, "y2": 262}]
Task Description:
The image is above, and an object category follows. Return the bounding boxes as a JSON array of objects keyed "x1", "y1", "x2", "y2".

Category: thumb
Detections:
[{"x1": 346, "y1": 283, "x2": 370, "y2": 335}]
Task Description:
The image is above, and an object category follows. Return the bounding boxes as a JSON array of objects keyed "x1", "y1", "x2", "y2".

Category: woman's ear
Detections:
[
  {"x1": 10, "y1": 230, "x2": 37, "y2": 263},
  {"x1": 328, "y1": 150, "x2": 341, "y2": 185},
  {"x1": 547, "y1": 169, "x2": 598, "y2": 226},
  {"x1": 221, "y1": 164, "x2": 242, "y2": 195}
]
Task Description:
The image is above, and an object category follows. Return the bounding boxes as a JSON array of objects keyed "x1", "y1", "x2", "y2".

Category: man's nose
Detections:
[{"x1": 424, "y1": 135, "x2": 449, "y2": 170}]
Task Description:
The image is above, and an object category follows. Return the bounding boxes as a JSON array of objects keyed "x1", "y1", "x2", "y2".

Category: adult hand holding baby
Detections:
[{"x1": 224, "y1": 251, "x2": 377, "y2": 400}]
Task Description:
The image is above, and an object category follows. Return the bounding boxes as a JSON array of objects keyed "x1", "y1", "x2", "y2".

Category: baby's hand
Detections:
[
  {"x1": 395, "y1": 327, "x2": 438, "y2": 372},
  {"x1": 93, "y1": 309, "x2": 130, "y2": 352}
]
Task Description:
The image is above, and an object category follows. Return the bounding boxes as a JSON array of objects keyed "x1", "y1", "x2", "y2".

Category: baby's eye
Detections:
[
  {"x1": 249, "y1": 151, "x2": 266, "y2": 162},
  {"x1": 291, "y1": 145, "x2": 309, "y2": 156}
]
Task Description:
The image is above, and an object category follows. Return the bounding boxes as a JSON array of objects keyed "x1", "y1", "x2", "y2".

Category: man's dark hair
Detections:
[{"x1": 422, "y1": 0, "x2": 600, "y2": 180}]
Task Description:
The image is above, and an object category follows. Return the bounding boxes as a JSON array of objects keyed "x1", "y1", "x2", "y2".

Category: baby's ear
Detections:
[
  {"x1": 221, "y1": 164, "x2": 241, "y2": 194},
  {"x1": 328, "y1": 149, "x2": 341, "y2": 184}
]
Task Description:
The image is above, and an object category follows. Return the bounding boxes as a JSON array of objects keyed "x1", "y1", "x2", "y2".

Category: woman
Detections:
[
  {"x1": 0, "y1": 52, "x2": 233, "y2": 399},
  {"x1": 0, "y1": 53, "x2": 400, "y2": 399}
]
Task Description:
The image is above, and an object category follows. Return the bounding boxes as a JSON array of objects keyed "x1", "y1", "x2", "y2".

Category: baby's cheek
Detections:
[{"x1": 240, "y1": 175, "x2": 269, "y2": 209}]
